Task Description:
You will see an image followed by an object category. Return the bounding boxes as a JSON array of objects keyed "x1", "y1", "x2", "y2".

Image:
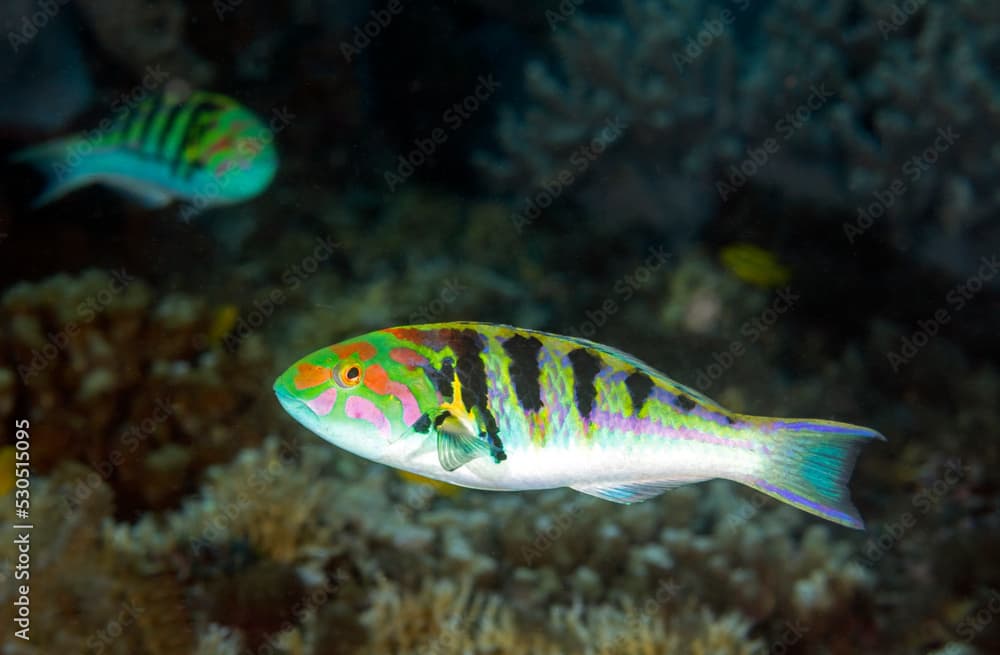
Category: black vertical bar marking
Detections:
[
  {"x1": 135, "y1": 92, "x2": 162, "y2": 155},
  {"x1": 421, "y1": 357, "x2": 454, "y2": 399},
  {"x1": 168, "y1": 102, "x2": 200, "y2": 175},
  {"x1": 624, "y1": 371, "x2": 655, "y2": 415},
  {"x1": 411, "y1": 412, "x2": 432, "y2": 433},
  {"x1": 127, "y1": 97, "x2": 156, "y2": 149},
  {"x1": 449, "y1": 329, "x2": 488, "y2": 413},
  {"x1": 114, "y1": 101, "x2": 142, "y2": 148},
  {"x1": 501, "y1": 334, "x2": 544, "y2": 413},
  {"x1": 674, "y1": 393, "x2": 696, "y2": 412},
  {"x1": 450, "y1": 329, "x2": 504, "y2": 462},
  {"x1": 154, "y1": 100, "x2": 184, "y2": 163},
  {"x1": 106, "y1": 116, "x2": 124, "y2": 148},
  {"x1": 567, "y1": 348, "x2": 602, "y2": 420},
  {"x1": 171, "y1": 98, "x2": 219, "y2": 177}
]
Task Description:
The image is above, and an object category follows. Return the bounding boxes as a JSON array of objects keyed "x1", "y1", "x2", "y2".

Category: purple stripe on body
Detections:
[
  {"x1": 754, "y1": 479, "x2": 858, "y2": 526},
  {"x1": 485, "y1": 356, "x2": 515, "y2": 430},
  {"x1": 589, "y1": 409, "x2": 756, "y2": 450},
  {"x1": 603, "y1": 369, "x2": 630, "y2": 384}
]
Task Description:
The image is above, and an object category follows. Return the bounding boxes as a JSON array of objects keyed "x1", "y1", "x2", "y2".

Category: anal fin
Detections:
[{"x1": 571, "y1": 480, "x2": 691, "y2": 504}]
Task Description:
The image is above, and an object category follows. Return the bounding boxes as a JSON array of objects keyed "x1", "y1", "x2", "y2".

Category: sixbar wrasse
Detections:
[
  {"x1": 12, "y1": 90, "x2": 278, "y2": 210},
  {"x1": 275, "y1": 323, "x2": 884, "y2": 529}
]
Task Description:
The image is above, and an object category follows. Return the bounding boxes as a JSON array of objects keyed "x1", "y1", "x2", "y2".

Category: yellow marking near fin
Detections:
[{"x1": 438, "y1": 371, "x2": 479, "y2": 437}]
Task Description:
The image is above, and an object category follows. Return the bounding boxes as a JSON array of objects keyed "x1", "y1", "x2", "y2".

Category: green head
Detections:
[
  {"x1": 273, "y1": 329, "x2": 441, "y2": 463},
  {"x1": 185, "y1": 92, "x2": 279, "y2": 204}
]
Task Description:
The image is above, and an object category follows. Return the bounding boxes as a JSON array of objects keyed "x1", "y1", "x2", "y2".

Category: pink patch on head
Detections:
[
  {"x1": 389, "y1": 347, "x2": 428, "y2": 369},
  {"x1": 345, "y1": 396, "x2": 391, "y2": 440},
  {"x1": 305, "y1": 387, "x2": 338, "y2": 416},
  {"x1": 362, "y1": 361, "x2": 421, "y2": 426},
  {"x1": 386, "y1": 381, "x2": 421, "y2": 425}
]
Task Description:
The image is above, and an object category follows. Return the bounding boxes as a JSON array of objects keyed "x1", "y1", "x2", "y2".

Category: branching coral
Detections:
[
  {"x1": 108, "y1": 437, "x2": 356, "y2": 576},
  {"x1": 193, "y1": 624, "x2": 243, "y2": 655},
  {"x1": 85, "y1": 423, "x2": 876, "y2": 654},
  {"x1": 360, "y1": 574, "x2": 764, "y2": 654},
  {"x1": 0, "y1": 462, "x2": 196, "y2": 654},
  {"x1": 478, "y1": 481, "x2": 876, "y2": 646},
  {"x1": 477, "y1": 0, "x2": 741, "y2": 231},
  {"x1": 106, "y1": 436, "x2": 374, "y2": 652},
  {"x1": 751, "y1": 0, "x2": 1000, "y2": 275},
  {"x1": 0, "y1": 269, "x2": 279, "y2": 514},
  {"x1": 0, "y1": 271, "x2": 948, "y2": 654},
  {"x1": 481, "y1": 0, "x2": 1000, "y2": 274}
]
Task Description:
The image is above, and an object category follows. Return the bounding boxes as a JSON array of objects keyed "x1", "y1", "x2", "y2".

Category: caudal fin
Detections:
[
  {"x1": 743, "y1": 418, "x2": 885, "y2": 530},
  {"x1": 10, "y1": 137, "x2": 88, "y2": 208}
]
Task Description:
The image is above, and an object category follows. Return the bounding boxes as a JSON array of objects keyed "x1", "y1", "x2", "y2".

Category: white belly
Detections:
[{"x1": 379, "y1": 432, "x2": 764, "y2": 493}]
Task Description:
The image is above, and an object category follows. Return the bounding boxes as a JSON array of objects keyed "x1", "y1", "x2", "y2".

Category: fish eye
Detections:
[{"x1": 337, "y1": 363, "x2": 363, "y2": 388}]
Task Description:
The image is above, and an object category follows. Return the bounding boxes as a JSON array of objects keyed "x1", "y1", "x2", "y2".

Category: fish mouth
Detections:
[{"x1": 273, "y1": 384, "x2": 302, "y2": 411}]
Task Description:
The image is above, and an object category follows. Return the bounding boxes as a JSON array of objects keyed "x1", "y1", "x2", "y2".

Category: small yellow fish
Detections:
[
  {"x1": 207, "y1": 304, "x2": 240, "y2": 347},
  {"x1": 719, "y1": 242, "x2": 791, "y2": 288}
]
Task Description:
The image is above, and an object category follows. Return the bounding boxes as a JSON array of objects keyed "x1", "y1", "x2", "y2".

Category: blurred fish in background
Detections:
[{"x1": 11, "y1": 89, "x2": 279, "y2": 211}]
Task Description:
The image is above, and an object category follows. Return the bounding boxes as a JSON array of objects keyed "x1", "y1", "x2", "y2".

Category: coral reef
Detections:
[
  {"x1": 0, "y1": 461, "x2": 197, "y2": 655},
  {"x1": 0, "y1": 263, "x2": 881, "y2": 652},
  {"x1": 476, "y1": 0, "x2": 741, "y2": 233},
  {"x1": 359, "y1": 574, "x2": 764, "y2": 654},
  {"x1": 751, "y1": 0, "x2": 1000, "y2": 277},
  {"x1": 97, "y1": 432, "x2": 874, "y2": 653},
  {"x1": 0, "y1": 248, "x2": 996, "y2": 654},
  {"x1": 238, "y1": 188, "x2": 544, "y2": 364},
  {"x1": 481, "y1": 0, "x2": 1000, "y2": 276},
  {"x1": 0, "y1": 269, "x2": 279, "y2": 515},
  {"x1": 659, "y1": 247, "x2": 770, "y2": 338}
]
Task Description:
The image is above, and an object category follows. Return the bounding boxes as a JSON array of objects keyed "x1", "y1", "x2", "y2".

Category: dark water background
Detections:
[{"x1": 0, "y1": 1, "x2": 997, "y2": 654}]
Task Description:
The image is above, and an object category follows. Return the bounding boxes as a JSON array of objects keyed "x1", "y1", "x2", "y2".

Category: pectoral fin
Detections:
[
  {"x1": 435, "y1": 410, "x2": 491, "y2": 471},
  {"x1": 429, "y1": 365, "x2": 508, "y2": 470}
]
